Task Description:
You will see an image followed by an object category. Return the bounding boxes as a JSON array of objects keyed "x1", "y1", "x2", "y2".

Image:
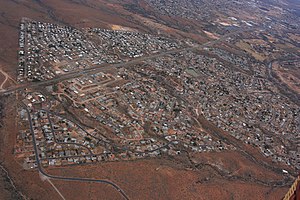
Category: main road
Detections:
[{"x1": 0, "y1": 27, "x2": 252, "y2": 96}]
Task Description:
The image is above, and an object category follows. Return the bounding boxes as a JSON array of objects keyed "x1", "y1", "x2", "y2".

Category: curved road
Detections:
[
  {"x1": 23, "y1": 105, "x2": 130, "y2": 200},
  {"x1": 45, "y1": 110, "x2": 95, "y2": 155}
]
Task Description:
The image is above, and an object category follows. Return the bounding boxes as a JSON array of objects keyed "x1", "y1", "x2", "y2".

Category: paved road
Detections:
[
  {"x1": 23, "y1": 105, "x2": 130, "y2": 200},
  {"x1": 41, "y1": 109, "x2": 113, "y2": 146},
  {"x1": 42, "y1": 109, "x2": 182, "y2": 156},
  {"x1": 0, "y1": 27, "x2": 252, "y2": 96},
  {"x1": 45, "y1": 110, "x2": 95, "y2": 155}
]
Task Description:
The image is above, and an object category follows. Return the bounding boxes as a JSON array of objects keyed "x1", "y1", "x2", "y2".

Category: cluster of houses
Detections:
[
  {"x1": 145, "y1": 50, "x2": 299, "y2": 170},
  {"x1": 17, "y1": 18, "x2": 183, "y2": 83}
]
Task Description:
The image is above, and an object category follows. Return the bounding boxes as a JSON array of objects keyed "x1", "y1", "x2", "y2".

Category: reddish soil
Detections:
[
  {"x1": 2, "y1": 79, "x2": 12, "y2": 89},
  {"x1": 0, "y1": 1, "x2": 294, "y2": 199},
  {"x1": 45, "y1": 158, "x2": 288, "y2": 200}
]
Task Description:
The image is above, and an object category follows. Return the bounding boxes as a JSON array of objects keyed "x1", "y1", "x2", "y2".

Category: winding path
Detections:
[
  {"x1": 0, "y1": 69, "x2": 16, "y2": 89},
  {"x1": 23, "y1": 105, "x2": 130, "y2": 200}
]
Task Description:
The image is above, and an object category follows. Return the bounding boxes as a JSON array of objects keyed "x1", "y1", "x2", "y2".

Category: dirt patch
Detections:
[
  {"x1": 236, "y1": 40, "x2": 266, "y2": 61},
  {"x1": 272, "y1": 61, "x2": 300, "y2": 94},
  {"x1": 110, "y1": 24, "x2": 137, "y2": 32},
  {"x1": 44, "y1": 158, "x2": 289, "y2": 200}
]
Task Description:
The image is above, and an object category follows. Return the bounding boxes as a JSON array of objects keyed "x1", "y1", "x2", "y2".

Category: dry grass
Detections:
[{"x1": 236, "y1": 41, "x2": 266, "y2": 61}]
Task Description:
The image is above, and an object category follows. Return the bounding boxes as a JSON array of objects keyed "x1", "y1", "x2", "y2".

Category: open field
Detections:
[
  {"x1": 273, "y1": 61, "x2": 300, "y2": 94},
  {"x1": 45, "y1": 156, "x2": 288, "y2": 200},
  {"x1": 235, "y1": 41, "x2": 266, "y2": 62}
]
